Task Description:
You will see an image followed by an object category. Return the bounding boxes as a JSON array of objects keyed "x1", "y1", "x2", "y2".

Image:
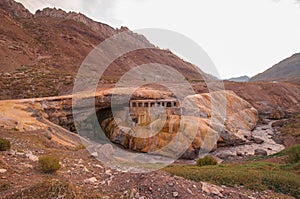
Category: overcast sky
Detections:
[{"x1": 17, "y1": 0, "x2": 300, "y2": 79}]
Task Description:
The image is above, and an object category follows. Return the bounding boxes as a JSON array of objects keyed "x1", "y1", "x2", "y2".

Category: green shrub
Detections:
[
  {"x1": 285, "y1": 145, "x2": 300, "y2": 164},
  {"x1": 196, "y1": 156, "x2": 218, "y2": 167},
  {"x1": 39, "y1": 156, "x2": 61, "y2": 173},
  {"x1": 0, "y1": 138, "x2": 11, "y2": 151}
]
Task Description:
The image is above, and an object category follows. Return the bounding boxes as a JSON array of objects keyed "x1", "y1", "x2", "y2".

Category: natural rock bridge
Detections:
[{"x1": 0, "y1": 88, "x2": 259, "y2": 159}]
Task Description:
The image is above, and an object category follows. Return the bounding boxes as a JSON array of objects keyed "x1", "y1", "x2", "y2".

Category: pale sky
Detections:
[{"x1": 16, "y1": 0, "x2": 300, "y2": 79}]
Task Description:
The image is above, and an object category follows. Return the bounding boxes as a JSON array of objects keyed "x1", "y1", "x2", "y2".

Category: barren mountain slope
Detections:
[
  {"x1": 0, "y1": 0, "x2": 209, "y2": 100},
  {"x1": 251, "y1": 53, "x2": 300, "y2": 84}
]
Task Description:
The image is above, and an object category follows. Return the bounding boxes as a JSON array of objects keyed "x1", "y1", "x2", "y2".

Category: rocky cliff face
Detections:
[{"x1": 35, "y1": 8, "x2": 116, "y2": 36}]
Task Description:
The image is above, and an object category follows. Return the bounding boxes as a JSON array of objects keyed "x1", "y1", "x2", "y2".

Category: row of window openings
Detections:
[{"x1": 130, "y1": 101, "x2": 177, "y2": 108}]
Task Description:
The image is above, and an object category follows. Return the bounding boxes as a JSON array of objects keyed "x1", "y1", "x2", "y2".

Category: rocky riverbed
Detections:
[{"x1": 211, "y1": 119, "x2": 285, "y2": 162}]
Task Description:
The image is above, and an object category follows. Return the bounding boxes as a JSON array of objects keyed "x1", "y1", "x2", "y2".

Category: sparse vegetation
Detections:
[
  {"x1": 196, "y1": 156, "x2": 217, "y2": 167},
  {"x1": 280, "y1": 116, "x2": 300, "y2": 143},
  {"x1": 0, "y1": 138, "x2": 11, "y2": 151},
  {"x1": 75, "y1": 143, "x2": 86, "y2": 151},
  {"x1": 164, "y1": 161, "x2": 300, "y2": 197},
  {"x1": 165, "y1": 147, "x2": 300, "y2": 198},
  {"x1": 38, "y1": 155, "x2": 61, "y2": 173},
  {"x1": 8, "y1": 179, "x2": 108, "y2": 199},
  {"x1": 285, "y1": 144, "x2": 300, "y2": 164},
  {"x1": 0, "y1": 181, "x2": 11, "y2": 191},
  {"x1": 0, "y1": 66, "x2": 74, "y2": 100}
]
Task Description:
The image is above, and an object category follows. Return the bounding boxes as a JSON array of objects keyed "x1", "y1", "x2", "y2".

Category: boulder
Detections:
[
  {"x1": 252, "y1": 137, "x2": 264, "y2": 144},
  {"x1": 254, "y1": 149, "x2": 267, "y2": 156}
]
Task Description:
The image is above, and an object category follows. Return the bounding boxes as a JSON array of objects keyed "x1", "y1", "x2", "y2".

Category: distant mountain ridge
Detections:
[
  {"x1": 250, "y1": 53, "x2": 300, "y2": 84},
  {"x1": 227, "y1": 75, "x2": 250, "y2": 82}
]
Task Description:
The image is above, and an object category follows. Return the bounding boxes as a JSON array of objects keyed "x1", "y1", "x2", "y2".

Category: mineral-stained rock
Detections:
[{"x1": 102, "y1": 90, "x2": 259, "y2": 159}]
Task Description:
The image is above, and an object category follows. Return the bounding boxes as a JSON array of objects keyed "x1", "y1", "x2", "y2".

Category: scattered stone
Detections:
[
  {"x1": 84, "y1": 177, "x2": 97, "y2": 184},
  {"x1": 187, "y1": 188, "x2": 193, "y2": 194},
  {"x1": 91, "y1": 152, "x2": 98, "y2": 157},
  {"x1": 201, "y1": 182, "x2": 224, "y2": 197},
  {"x1": 172, "y1": 191, "x2": 179, "y2": 197},
  {"x1": 0, "y1": 169, "x2": 7, "y2": 173},
  {"x1": 130, "y1": 188, "x2": 137, "y2": 198},
  {"x1": 16, "y1": 152, "x2": 25, "y2": 156},
  {"x1": 252, "y1": 137, "x2": 264, "y2": 144},
  {"x1": 168, "y1": 182, "x2": 174, "y2": 187},
  {"x1": 26, "y1": 153, "x2": 38, "y2": 161},
  {"x1": 94, "y1": 164, "x2": 102, "y2": 168},
  {"x1": 105, "y1": 169, "x2": 112, "y2": 175},
  {"x1": 254, "y1": 149, "x2": 267, "y2": 156},
  {"x1": 82, "y1": 167, "x2": 89, "y2": 172},
  {"x1": 236, "y1": 152, "x2": 244, "y2": 157},
  {"x1": 7, "y1": 150, "x2": 16, "y2": 156},
  {"x1": 21, "y1": 163, "x2": 33, "y2": 169}
]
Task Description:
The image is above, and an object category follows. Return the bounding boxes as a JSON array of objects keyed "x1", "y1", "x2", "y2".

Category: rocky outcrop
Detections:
[
  {"x1": 0, "y1": 0, "x2": 33, "y2": 18},
  {"x1": 101, "y1": 90, "x2": 258, "y2": 159},
  {"x1": 35, "y1": 8, "x2": 115, "y2": 35}
]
